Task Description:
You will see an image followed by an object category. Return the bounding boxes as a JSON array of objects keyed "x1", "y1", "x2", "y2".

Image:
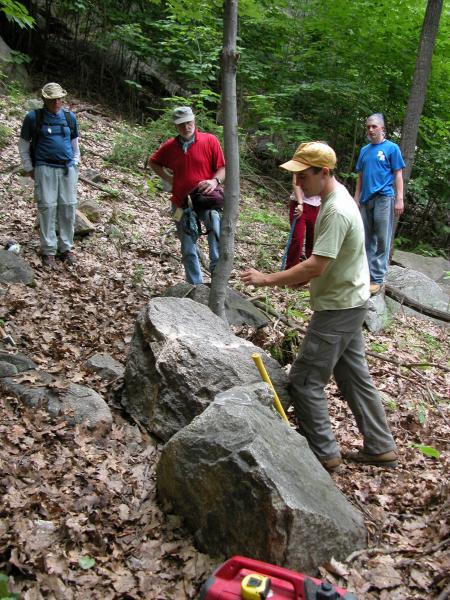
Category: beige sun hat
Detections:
[{"x1": 41, "y1": 82, "x2": 67, "y2": 100}]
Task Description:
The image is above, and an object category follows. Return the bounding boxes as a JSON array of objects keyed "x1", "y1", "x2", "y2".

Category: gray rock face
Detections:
[
  {"x1": 0, "y1": 351, "x2": 37, "y2": 372},
  {"x1": 164, "y1": 282, "x2": 269, "y2": 329},
  {"x1": 392, "y1": 250, "x2": 450, "y2": 293},
  {"x1": 157, "y1": 386, "x2": 366, "y2": 574},
  {"x1": 365, "y1": 294, "x2": 392, "y2": 333},
  {"x1": 85, "y1": 352, "x2": 124, "y2": 380},
  {"x1": 1, "y1": 369, "x2": 112, "y2": 430},
  {"x1": 0, "y1": 37, "x2": 30, "y2": 87},
  {"x1": 0, "y1": 249, "x2": 35, "y2": 286},
  {"x1": 386, "y1": 265, "x2": 449, "y2": 320},
  {"x1": 0, "y1": 362, "x2": 18, "y2": 377},
  {"x1": 78, "y1": 197, "x2": 104, "y2": 223},
  {"x1": 60, "y1": 383, "x2": 112, "y2": 428},
  {"x1": 122, "y1": 297, "x2": 288, "y2": 441},
  {"x1": 74, "y1": 210, "x2": 95, "y2": 236},
  {"x1": 384, "y1": 297, "x2": 447, "y2": 326}
]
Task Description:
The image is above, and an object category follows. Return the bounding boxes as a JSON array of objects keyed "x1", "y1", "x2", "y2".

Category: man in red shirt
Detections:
[{"x1": 149, "y1": 107, "x2": 226, "y2": 284}]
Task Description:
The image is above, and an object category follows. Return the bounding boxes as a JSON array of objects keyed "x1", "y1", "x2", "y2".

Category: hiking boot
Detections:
[
  {"x1": 345, "y1": 449, "x2": 398, "y2": 468},
  {"x1": 319, "y1": 456, "x2": 342, "y2": 473},
  {"x1": 59, "y1": 251, "x2": 76, "y2": 265},
  {"x1": 370, "y1": 282, "x2": 383, "y2": 296},
  {"x1": 41, "y1": 255, "x2": 56, "y2": 268}
]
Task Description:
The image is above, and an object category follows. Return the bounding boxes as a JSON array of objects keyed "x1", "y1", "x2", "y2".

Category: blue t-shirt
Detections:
[
  {"x1": 20, "y1": 108, "x2": 79, "y2": 167},
  {"x1": 355, "y1": 139, "x2": 405, "y2": 203}
]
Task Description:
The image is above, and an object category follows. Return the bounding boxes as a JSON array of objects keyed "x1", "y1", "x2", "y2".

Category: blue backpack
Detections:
[{"x1": 30, "y1": 108, "x2": 75, "y2": 166}]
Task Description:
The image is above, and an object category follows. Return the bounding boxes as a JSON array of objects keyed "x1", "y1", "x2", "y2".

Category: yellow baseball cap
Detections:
[{"x1": 280, "y1": 141, "x2": 336, "y2": 172}]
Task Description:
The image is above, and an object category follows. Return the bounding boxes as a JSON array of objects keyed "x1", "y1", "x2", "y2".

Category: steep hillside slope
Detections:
[{"x1": 0, "y1": 91, "x2": 449, "y2": 599}]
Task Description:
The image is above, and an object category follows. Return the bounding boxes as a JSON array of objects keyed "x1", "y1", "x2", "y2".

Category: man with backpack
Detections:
[
  {"x1": 18, "y1": 82, "x2": 80, "y2": 267},
  {"x1": 148, "y1": 106, "x2": 226, "y2": 284}
]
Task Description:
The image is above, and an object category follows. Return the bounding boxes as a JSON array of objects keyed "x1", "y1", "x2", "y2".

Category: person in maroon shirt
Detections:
[{"x1": 149, "y1": 107, "x2": 226, "y2": 284}]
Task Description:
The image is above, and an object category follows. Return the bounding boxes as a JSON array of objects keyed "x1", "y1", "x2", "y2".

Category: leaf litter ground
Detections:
[{"x1": 0, "y1": 93, "x2": 449, "y2": 599}]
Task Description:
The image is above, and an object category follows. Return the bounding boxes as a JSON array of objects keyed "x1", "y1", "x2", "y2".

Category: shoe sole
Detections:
[
  {"x1": 360, "y1": 460, "x2": 398, "y2": 468},
  {"x1": 344, "y1": 451, "x2": 398, "y2": 468}
]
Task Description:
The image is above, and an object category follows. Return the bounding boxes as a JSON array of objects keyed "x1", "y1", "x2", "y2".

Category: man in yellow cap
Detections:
[
  {"x1": 241, "y1": 141, "x2": 397, "y2": 472},
  {"x1": 18, "y1": 82, "x2": 80, "y2": 267}
]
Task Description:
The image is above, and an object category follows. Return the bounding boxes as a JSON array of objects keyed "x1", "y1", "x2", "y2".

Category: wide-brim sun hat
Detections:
[
  {"x1": 41, "y1": 82, "x2": 67, "y2": 99},
  {"x1": 280, "y1": 141, "x2": 336, "y2": 172},
  {"x1": 173, "y1": 106, "x2": 195, "y2": 125}
]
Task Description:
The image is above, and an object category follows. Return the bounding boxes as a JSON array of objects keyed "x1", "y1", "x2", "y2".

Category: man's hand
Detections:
[
  {"x1": 394, "y1": 197, "x2": 404, "y2": 216},
  {"x1": 240, "y1": 268, "x2": 269, "y2": 287},
  {"x1": 28, "y1": 169, "x2": 35, "y2": 180},
  {"x1": 197, "y1": 178, "x2": 218, "y2": 194}
]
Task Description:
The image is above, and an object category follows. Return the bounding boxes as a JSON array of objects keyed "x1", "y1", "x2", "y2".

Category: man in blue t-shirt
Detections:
[
  {"x1": 354, "y1": 113, "x2": 405, "y2": 295},
  {"x1": 18, "y1": 82, "x2": 80, "y2": 267}
]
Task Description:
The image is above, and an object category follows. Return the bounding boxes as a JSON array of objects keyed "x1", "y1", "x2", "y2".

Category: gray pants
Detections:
[
  {"x1": 288, "y1": 305, "x2": 396, "y2": 461},
  {"x1": 34, "y1": 165, "x2": 78, "y2": 256}
]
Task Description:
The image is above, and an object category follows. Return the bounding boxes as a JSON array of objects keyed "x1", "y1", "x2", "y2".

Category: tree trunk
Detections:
[
  {"x1": 400, "y1": 0, "x2": 443, "y2": 186},
  {"x1": 391, "y1": 0, "x2": 443, "y2": 251},
  {"x1": 208, "y1": 0, "x2": 240, "y2": 322}
]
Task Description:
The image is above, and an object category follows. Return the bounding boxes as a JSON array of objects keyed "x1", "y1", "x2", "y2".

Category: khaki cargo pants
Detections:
[{"x1": 288, "y1": 304, "x2": 396, "y2": 461}]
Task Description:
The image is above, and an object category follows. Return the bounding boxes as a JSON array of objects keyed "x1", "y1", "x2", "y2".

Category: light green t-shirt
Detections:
[{"x1": 310, "y1": 184, "x2": 370, "y2": 311}]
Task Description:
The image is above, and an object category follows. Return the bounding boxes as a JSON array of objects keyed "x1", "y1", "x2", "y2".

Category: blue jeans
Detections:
[
  {"x1": 360, "y1": 194, "x2": 394, "y2": 284},
  {"x1": 175, "y1": 208, "x2": 221, "y2": 284}
]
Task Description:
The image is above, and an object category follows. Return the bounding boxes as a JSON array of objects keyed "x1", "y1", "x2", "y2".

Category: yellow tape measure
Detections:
[{"x1": 241, "y1": 573, "x2": 271, "y2": 599}]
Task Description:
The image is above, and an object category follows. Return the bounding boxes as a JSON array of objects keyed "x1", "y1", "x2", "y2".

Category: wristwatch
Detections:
[{"x1": 214, "y1": 176, "x2": 223, "y2": 185}]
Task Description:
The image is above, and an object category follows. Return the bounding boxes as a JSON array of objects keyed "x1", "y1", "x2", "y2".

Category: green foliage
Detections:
[
  {"x1": 286, "y1": 306, "x2": 307, "y2": 320},
  {"x1": 108, "y1": 125, "x2": 152, "y2": 170},
  {"x1": 0, "y1": 0, "x2": 34, "y2": 28},
  {"x1": 0, "y1": 572, "x2": 19, "y2": 599},
  {"x1": 131, "y1": 263, "x2": 145, "y2": 286},
  {"x1": 149, "y1": 11, "x2": 222, "y2": 91},
  {"x1": 4, "y1": 0, "x2": 448, "y2": 253},
  {"x1": 109, "y1": 96, "x2": 223, "y2": 171},
  {"x1": 0, "y1": 124, "x2": 13, "y2": 150},
  {"x1": 269, "y1": 329, "x2": 301, "y2": 365},
  {"x1": 369, "y1": 341, "x2": 389, "y2": 353},
  {"x1": 6, "y1": 50, "x2": 31, "y2": 65},
  {"x1": 240, "y1": 208, "x2": 289, "y2": 231},
  {"x1": 78, "y1": 556, "x2": 96, "y2": 570},
  {"x1": 411, "y1": 444, "x2": 440, "y2": 459}
]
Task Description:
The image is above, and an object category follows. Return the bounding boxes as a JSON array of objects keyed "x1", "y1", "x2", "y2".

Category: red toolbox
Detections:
[{"x1": 199, "y1": 556, "x2": 358, "y2": 599}]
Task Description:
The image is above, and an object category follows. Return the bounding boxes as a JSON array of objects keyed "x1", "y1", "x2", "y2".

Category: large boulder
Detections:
[
  {"x1": 78, "y1": 197, "x2": 105, "y2": 223},
  {"x1": 85, "y1": 352, "x2": 124, "y2": 380},
  {"x1": 386, "y1": 265, "x2": 449, "y2": 323},
  {"x1": 0, "y1": 249, "x2": 35, "y2": 286},
  {"x1": 157, "y1": 384, "x2": 366, "y2": 574},
  {"x1": 0, "y1": 37, "x2": 30, "y2": 88},
  {"x1": 164, "y1": 282, "x2": 270, "y2": 329},
  {"x1": 0, "y1": 357, "x2": 112, "y2": 430},
  {"x1": 74, "y1": 210, "x2": 95, "y2": 236},
  {"x1": 365, "y1": 294, "x2": 392, "y2": 333},
  {"x1": 392, "y1": 250, "x2": 450, "y2": 293},
  {"x1": 122, "y1": 297, "x2": 288, "y2": 441}
]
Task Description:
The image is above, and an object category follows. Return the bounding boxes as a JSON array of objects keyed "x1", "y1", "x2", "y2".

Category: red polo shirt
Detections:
[{"x1": 150, "y1": 130, "x2": 225, "y2": 207}]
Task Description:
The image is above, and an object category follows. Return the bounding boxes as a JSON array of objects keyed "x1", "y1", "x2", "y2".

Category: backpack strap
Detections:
[
  {"x1": 32, "y1": 108, "x2": 44, "y2": 144},
  {"x1": 63, "y1": 110, "x2": 75, "y2": 137},
  {"x1": 30, "y1": 108, "x2": 44, "y2": 166}
]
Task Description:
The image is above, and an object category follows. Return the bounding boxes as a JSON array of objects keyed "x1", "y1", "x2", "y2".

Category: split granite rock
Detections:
[
  {"x1": 157, "y1": 384, "x2": 366, "y2": 574},
  {"x1": 122, "y1": 297, "x2": 289, "y2": 441}
]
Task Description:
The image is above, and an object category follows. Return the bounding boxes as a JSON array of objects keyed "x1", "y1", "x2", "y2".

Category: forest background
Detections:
[{"x1": 1, "y1": 0, "x2": 449, "y2": 257}]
